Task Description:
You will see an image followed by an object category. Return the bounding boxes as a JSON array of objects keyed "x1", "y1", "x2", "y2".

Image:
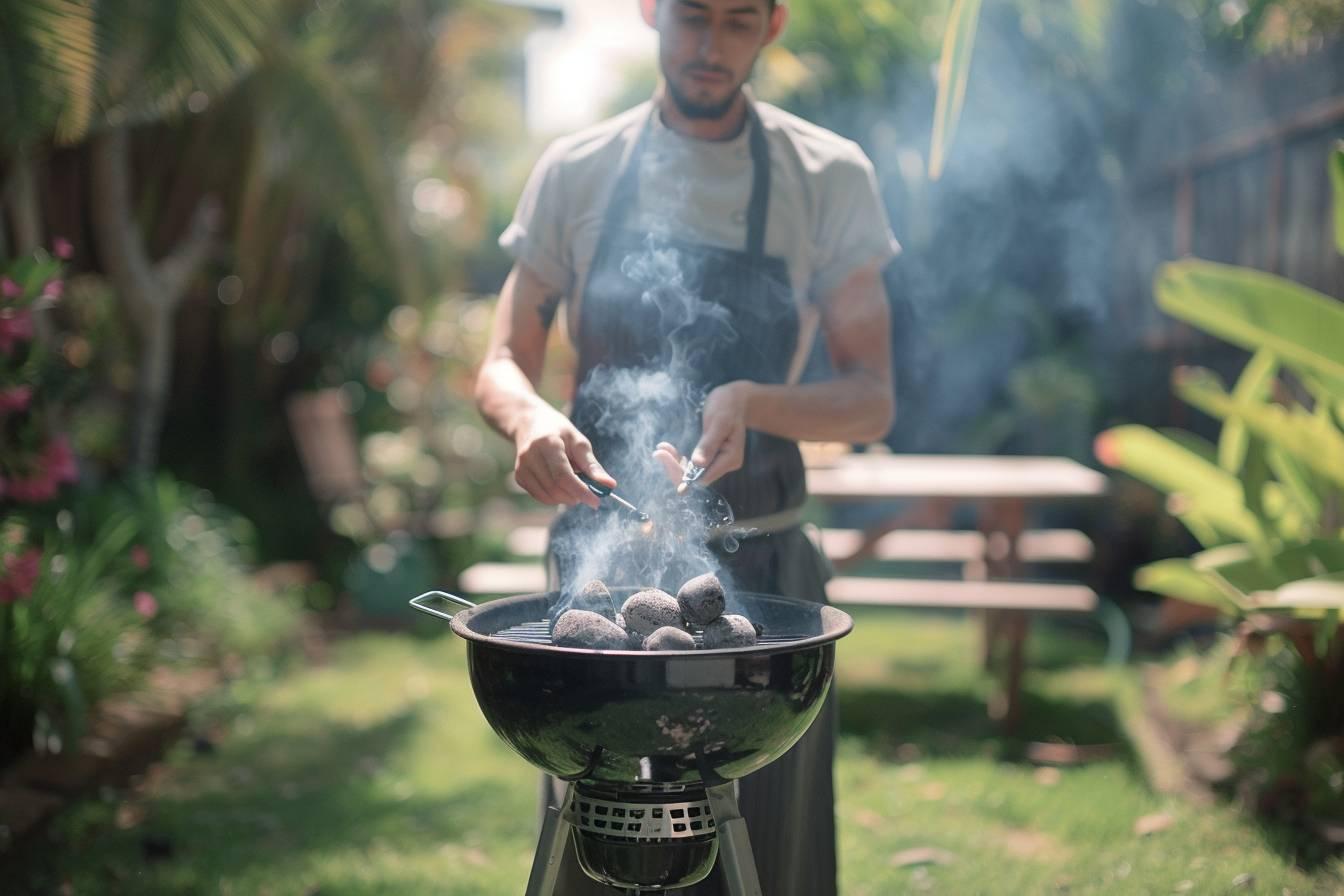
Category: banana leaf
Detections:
[
  {"x1": 1157, "y1": 427, "x2": 1220, "y2": 465},
  {"x1": 1260, "y1": 573, "x2": 1344, "y2": 621},
  {"x1": 1195, "y1": 540, "x2": 1344, "y2": 598},
  {"x1": 1135, "y1": 557, "x2": 1240, "y2": 613},
  {"x1": 1156, "y1": 260, "x2": 1344, "y2": 387},
  {"x1": 1240, "y1": 436, "x2": 1273, "y2": 547},
  {"x1": 1172, "y1": 511, "x2": 1228, "y2": 549},
  {"x1": 1174, "y1": 368, "x2": 1344, "y2": 489},
  {"x1": 1218, "y1": 349, "x2": 1277, "y2": 474},
  {"x1": 1266, "y1": 444, "x2": 1325, "y2": 527},
  {"x1": 1095, "y1": 424, "x2": 1263, "y2": 543}
]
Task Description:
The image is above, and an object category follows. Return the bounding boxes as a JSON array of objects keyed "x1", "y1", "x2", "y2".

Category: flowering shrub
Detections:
[
  {"x1": 0, "y1": 515, "x2": 151, "y2": 763},
  {"x1": 0, "y1": 245, "x2": 78, "y2": 507},
  {"x1": 0, "y1": 244, "x2": 77, "y2": 587},
  {"x1": 0, "y1": 243, "x2": 126, "y2": 762},
  {"x1": 0, "y1": 244, "x2": 302, "y2": 765},
  {"x1": 0, "y1": 545, "x2": 42, "y2": 604},
  {"x1": 92, "y1": 475, "x2": 303, "y2": 660}
]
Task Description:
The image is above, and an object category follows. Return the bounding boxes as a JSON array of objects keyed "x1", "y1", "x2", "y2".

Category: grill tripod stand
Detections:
[{"x1": 525, "y1": 781, "x2": 764, "y2": 896}]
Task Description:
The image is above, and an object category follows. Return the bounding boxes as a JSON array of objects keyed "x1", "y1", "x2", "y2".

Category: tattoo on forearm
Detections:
[{"x1": 537, "y1": 293, "x2": 561, "y2": 330}]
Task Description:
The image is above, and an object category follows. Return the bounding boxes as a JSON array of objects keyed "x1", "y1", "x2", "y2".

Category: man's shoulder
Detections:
[
  {"x1": 540, "y1": 103, "x2": 649, "y2": 174},
  {"x1": 754, "y1": 102, "x2": 873, "y2": 174}
]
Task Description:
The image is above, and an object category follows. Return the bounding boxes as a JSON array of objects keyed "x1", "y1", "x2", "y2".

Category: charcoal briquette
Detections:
[
  {"x1": 620, "y1": 589, "x2": 683, "y2": 636},
  {"x1": 552, "y1": 609, "x2": 629, "y2": 649},
  {"x1": 642, "y1": 626, "x2": 696, "y2": 651},
  {"x1": 702, "y1": 614, "x2": 757, "y2": 649},
  {"x1": 676, "y1": 572, "x2": 726, "y2": 625},
  {"x1": 572, "y1": 579, "x2": 617, "y2": 620},
  {"x1": 616, "y1": 613, "x2": 645, "y2": 648}
]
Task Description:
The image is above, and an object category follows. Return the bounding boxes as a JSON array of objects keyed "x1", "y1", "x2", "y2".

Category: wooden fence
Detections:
[{"x1": 1114, "y1": 39, "x2": 1344, "y2": 424}]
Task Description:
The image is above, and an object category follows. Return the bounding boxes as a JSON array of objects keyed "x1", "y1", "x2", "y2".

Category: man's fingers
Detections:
[
  {"x1": 698, "y1": 429, "x2": 745, "y2": 486},
  {"x1": 548, "y1": 455, "x2": 599, "y2": 508},
  {"x1": 520, "y1": 450, "x2": 570, "y2": 507},
  {"x1": 534, "y1": 463, "x2": 570, "y2": 507},
  {"x1": 567, "y1": 439, "x2": 615, "y2": 490},
  {"x1": 651, "y1": 445, "x2": 685, "y2": 484},
  {"x1": 514, "y1": 469, "x2": 554, "y2": 506},
  {"x1": 690, "y1": 419, "x2": 730, "y2": 471}
]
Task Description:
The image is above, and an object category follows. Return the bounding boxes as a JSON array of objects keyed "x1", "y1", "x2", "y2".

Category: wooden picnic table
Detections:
[
  {"x1": 804, "y1": 452, "x2": 1107, "y2": 573},
  {"x1": 804, "y1": 452, "x2": 1109, "y2": 503},
  {"x1": 803, "y1": 450, "x2": 1110, "y2": 730}
]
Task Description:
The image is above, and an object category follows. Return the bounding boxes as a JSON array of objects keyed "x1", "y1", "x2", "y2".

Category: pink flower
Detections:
[
  {"x1": 41, "y1": 279, "x2": 64, "y2": 301},
  {"x1": 52, "y1": 238, "x2": 73, "y2": 260},
  {"x1": 0, "y1": 548, "x2": 43, "y2": 604},
  {"x1": 0, "y1": 309, "x2": 33, "y2": 355},
  {"x1": 0, "y1": 385, "x2": 32, "y2": 414},
  {"x1": 133, "y1": 591, "x2": 158, "y2": 619},
  {"x1": 5, "y1": 471, "x2": 58, "y2": 503},
  {"x1": 0, "y1": 278, "x2": 19, "y2": 300},
  {"x1": 4, "y1": 436, "x2": 77, "y2": 504},
  {"x1": 130, "y1": 544, "x2": 151, "y2": 570},
  {"x1": 44, "y1": 435, "x2": 78, "y2": 484}
]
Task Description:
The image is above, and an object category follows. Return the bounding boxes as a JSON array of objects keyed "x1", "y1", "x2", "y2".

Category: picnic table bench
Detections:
[{"x1": 803, "y1": 450, "x2": 1113, "y2": 731}]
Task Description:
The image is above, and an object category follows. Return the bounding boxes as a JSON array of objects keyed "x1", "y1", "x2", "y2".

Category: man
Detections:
[{"x1": 475, "y1": 0, "x2": 898, "y2": 892}]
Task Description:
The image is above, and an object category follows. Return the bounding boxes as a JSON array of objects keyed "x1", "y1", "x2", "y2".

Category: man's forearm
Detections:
[
  {"x1": 474, "y1": 357, "x2": 552, "y2": 444},
  {"x1": 742, "y1": 374, "x2": 894, "y2": 444}
]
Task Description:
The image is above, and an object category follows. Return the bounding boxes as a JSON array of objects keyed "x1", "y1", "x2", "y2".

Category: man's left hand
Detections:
[{"x1": 651, "y1": 381, "x2": 754, "y2": 487}]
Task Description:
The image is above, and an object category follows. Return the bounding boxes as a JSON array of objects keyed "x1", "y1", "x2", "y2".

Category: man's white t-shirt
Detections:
[{"x1": 500, "y1": 97, "x2": 900, "y2": 375}]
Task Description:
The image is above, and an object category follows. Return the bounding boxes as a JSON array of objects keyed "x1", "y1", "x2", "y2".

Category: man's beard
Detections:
[{"x1": 666, "y1": 77, "x2": 741, "y2": 121}]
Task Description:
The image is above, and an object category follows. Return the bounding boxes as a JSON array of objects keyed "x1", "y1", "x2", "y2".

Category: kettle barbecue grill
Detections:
[{"x1": 410, "y1": 587, "x2": 852, "y2": 895}]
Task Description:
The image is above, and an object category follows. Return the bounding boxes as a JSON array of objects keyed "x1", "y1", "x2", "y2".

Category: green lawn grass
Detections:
[{"x1": 9, "y1": 609, "x2": 1343, "y2": 894}]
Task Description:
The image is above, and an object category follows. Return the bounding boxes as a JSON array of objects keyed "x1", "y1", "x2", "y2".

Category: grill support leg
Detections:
[
  {"x1": 706, "y1": 782, "x2": 764, "y2": 896},
  {"x1": 526, "y1": 781, "x2": 574, "y2": 896}
]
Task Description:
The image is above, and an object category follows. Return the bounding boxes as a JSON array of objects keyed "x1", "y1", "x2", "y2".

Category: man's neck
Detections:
[{"x1": 655, "y1": 86, "x2": 749, "y2": 142}]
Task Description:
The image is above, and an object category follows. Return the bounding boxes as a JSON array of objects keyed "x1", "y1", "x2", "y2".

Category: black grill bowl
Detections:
[{"x1": 411, "y1": 589, "x2": 852, "y2": 786}]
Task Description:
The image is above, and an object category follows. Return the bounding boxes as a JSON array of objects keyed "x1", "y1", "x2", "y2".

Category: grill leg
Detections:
[
  {"x1": 526, "y1": 781, "x2": 575, "y2": 896},
  {"x1": 705, "y1": 782, "x2": 763, "y2": 896}
]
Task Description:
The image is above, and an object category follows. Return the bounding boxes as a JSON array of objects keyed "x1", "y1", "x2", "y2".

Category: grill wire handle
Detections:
[{"x1": 409, "y1": 590, "x2": 477, "y2": 621}]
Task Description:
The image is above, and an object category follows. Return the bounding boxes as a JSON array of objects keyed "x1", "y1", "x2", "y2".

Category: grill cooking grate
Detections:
[{"x1": 488, "y1": 619, "x2": 794, "y2": 648}]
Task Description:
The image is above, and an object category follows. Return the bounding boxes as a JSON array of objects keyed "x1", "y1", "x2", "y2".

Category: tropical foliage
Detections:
[
  {"x1": 1092, "y1": 146, "x2": 1344, "y2": 817},
  {"x1": 0, "y1": 241, "x2": 303, "y2": 764},
  {"x1": 0, "y1": 0, "x2": 539, "y2": 570}
]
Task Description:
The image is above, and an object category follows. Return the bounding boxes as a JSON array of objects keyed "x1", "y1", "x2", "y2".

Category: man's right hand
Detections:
[{"x1": 513, "y1": 405, "x2": 616, "y2": 509}]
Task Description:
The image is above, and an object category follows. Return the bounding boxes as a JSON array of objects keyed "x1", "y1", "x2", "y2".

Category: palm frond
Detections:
[
  {"x1": 0, "y1": 0, "x2": 99, "y2": 148},
  {"x1": 94, "y1": 0, "x2": 281, "y2": 129},
  {"x1": 1, "y1": 0, "x2": 284, "y2": 149},
  {"x1": 255, "y1": 43, "x2": 425, "y2": 307}
]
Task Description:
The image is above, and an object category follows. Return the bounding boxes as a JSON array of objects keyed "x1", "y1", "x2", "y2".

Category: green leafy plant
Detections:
[
  {"x1": 0, "y1": 250, "x2": 300, "y2": 758},
  {"x1": 1094, "y1": 144, "x2": 1344, "y2": 821},
  {"x1": 72, "y1": 474, "x2": 304, "y2": 659},
  {"x1": 0, "y1": 514, "x2": 152, "y2": 764},
  {"x1": 0, "y1": 247, "x2": 79, "y2": 504}
]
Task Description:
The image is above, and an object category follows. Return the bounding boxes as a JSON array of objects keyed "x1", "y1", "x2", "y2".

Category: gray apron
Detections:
[{"x1": 544, "y1": 103, "x2": 838, "y2": 896}]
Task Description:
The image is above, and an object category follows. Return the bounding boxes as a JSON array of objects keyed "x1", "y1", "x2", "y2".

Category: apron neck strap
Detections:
[
  {"x1": 744, "y1": 103, "x2": 770, "y2": 257},
  {"x1": 601, "y1": 100, "x2": 772, "y2": 258}
]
